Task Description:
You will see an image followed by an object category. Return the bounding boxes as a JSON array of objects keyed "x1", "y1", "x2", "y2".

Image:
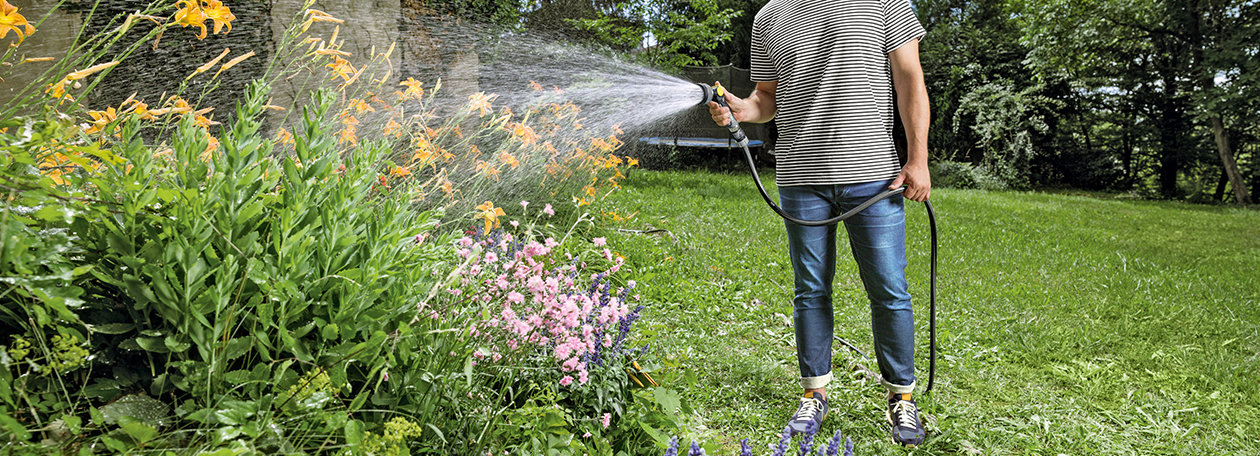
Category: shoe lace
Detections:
[
  {"x1": 891, "y1": 400, "x2": 918, "y2": 428},
  {"x1": 794, "y1": 397, "x2": 821, "y2": 421}
]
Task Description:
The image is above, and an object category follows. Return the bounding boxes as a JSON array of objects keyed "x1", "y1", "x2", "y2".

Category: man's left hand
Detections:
[{"x1": 890, "y1": 162, "x2": 931, "y2": 202}]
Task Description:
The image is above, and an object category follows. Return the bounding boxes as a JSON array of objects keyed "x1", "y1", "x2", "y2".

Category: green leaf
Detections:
[
  {"x1": 118, "y1": 416, "x2": 159, "y2": 444},
  {"x1": 652, "y1": 388, "x2": 681, "y2": 415},
  {"x1": 321, "y1": 323, "x2": 340, "y2": 340},
  {"x1": 0, "y1": 413, "x2": 30, "y2": 441},
  {"x1": 463, "y1": 355, "x2": 474, "y2": 389},
  {"x1": 343, "y1": 419, "x2": 364, "y2": 445},
  {"x1": 102, "y1": 436, "x2": 128, "y2": 453},
  {"x1": 223, "y1": 337, "x2": 252, "y2": 361},
  {"x1": 89, "y1": 323, "x2": 135, "y2": 334},
  {"x1": 163, "y1": 334, "x2": 190, "y2": 353},
  {"x1": 135, "y1": 337, "x2": 169, "y2": 353}
]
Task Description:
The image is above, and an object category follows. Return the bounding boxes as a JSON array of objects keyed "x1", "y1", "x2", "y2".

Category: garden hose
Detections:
[{"x1": 696, "y1": 83, "x2": 939, "y2": 395}]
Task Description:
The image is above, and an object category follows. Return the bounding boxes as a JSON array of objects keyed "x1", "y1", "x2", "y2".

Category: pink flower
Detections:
[
  {"x1": 507, "y1": 291, "x2": 524, "y2": 303},
  {"x1": 592, "y1": 237, "x2": 606, "y2": 246},
  {"x1": 543, "y1": 204, "x2": 555, "y2": 216},
  {"x1": 485, "y1": 252, "x2": 498, "y2": 263},
  {"x1": 578, "y1": 370, "x2": 589, "y2": 384},
  {"x1": 583, "y1": 432, "x2": 592, "y2": 438},
  {"x1": 601, "y1": 413, "x2": 611, "y2": 429},
  {"x1": 382, "y1": 370, "x2": 390, "y2": 382},
  {"x1": 559, "y1": 375, "x2": 573, "y2": 386},
  {"x1": 510, "y1": 220, "x2": 519, "y2": 228},
  {"x1": 520, "y1": 200, "x2": 529, "y2": 210}
]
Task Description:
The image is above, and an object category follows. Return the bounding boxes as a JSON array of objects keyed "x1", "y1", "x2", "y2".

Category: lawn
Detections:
[{"x1": 599, "y1": 169, "x2": 1260, "y2": 455}]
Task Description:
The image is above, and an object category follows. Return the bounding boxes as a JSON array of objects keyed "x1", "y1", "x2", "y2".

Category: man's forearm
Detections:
[
  {"x1": 898, "y1": 85, "x2": 929, "y2": 166},
  {"x1": 743, "y1": 88, "x2": 777, "y2": 124}
]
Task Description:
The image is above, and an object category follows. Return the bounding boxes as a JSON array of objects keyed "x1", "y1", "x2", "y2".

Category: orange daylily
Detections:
[
  {"x1": 349, "y1": 98, "x2": 374, "y2": 114},
  {"x1": 474, "y1": 201, "x2": 506, "y2": 234},
  {"x1": 203, "y1": 0, "x2": 236, "y2": 35},
  {"x1": 174, "y1": 0, "x2": 234, "y2": 39},
  {"x1": 174, "y1": 0, "x2": 210, "y2": 39},
  {"x1": 510, "y1": 122, "x2": 538, "y2": 145},
  {"x1": 1, "y1": 0, "x2": 36, "y2": 44},
  {"x1": 191, "y1": 48, "x2": 232, "y2": 78},
  {"x1": 467, "y1": 92, "x2": 494, "y2": 116},
  {"x1": 398, "y1": 78, "x2": 425, "y2": 100},
  {"x1": 389, "y1": 165, "x2": 411, "y2": 178},
  {"x1": 326, "y1": 56, "x2": 355, "y2": 81},
  {"x1": 384, "y1": 119, "x2": 404, "y2": 138},
  {"x1": 214, "y1": 51, "x2": 254, "y2": 78},
  {"x1": 275, "y1": 127, "x2": 294, "y2": 146},
  {"x1": 45, "y1": 61, "x2": 120, "y2": 102},
  {"x1": 498, "y1": 151, "x2": 519, "y2": 168},
  {"x1": 301, "y1": 9, "x2": 343, "y2": 32},
  {"x1": 84, "y1": 108, "x2": 119, "y2": 135}
]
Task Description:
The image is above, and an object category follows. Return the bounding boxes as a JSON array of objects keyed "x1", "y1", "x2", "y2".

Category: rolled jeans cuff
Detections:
[
  {"x1": 882, "y1": 379, "x2": 915, "y2": 395},
  {"x1": 801, "y1": 371, "x2": 833, "y2": 390}
]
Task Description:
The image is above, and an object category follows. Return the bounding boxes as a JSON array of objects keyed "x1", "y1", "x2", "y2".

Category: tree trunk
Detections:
[
  {"x1": 1209, "y1": 116, "x2": 1252, "y2": 203},
  {"x1": 1213, "y1": 167, "x2": 1227, "y2": 201},
  {"x1": 1186, "y1": 0, "x2": 1252, "y2": 204},
  {"x1": 1156, "y1": 75, "x2": 1184, "y2": 199}
]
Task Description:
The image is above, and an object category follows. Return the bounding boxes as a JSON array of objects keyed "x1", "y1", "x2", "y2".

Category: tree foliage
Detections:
[{"x1": 565, "y1": 0, "x2": 743, "y2": 70}]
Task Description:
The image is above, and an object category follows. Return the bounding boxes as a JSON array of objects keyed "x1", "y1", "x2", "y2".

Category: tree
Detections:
[
  {"x1": 1018, "y1": 0, "x2": 1256, "y2": 203},
  {"x1": 565, "y1": 0, "x2": 742, "y2": 70}
]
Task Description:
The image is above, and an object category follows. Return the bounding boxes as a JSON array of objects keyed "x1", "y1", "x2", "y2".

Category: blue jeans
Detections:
[{"x1": 780, "y1": 179, "x2": 915, "y2": 394}]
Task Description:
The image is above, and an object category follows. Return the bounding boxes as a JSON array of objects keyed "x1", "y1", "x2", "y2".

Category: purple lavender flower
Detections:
[
  {"x1": 797, "y1": 421, "x2": 816, "y2": 455},
  {"x1": 739, "y1": 438, "x2": 753, "y2": 456},
  {"x1": 688, "y1": 440, "x2": 706, "y2": 456},
  {"x1": 663, "y1": 436, "x2": 680, "y2": 456},
  {"x1": 611, "y1": 304, "x2": 645, "y2": 353},
  {"x1": 824, "y1": 430, "x2": 843, "y2": 456},
  {"x1": 842, "y1": 438, "x2": 853, "y2": 456},
  {"x1": 770, "y1": 426, "x2": 792, "y2": 456}
]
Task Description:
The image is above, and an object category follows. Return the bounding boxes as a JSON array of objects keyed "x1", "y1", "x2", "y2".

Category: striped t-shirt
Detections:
[{"x1": 751, "y1": 0, "x2": 926, "y2": 186}]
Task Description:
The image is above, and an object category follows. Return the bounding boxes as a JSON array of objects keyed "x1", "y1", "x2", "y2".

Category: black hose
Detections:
[{"x1": 737, "y1": 143, "x2": 938, "y2": 395}]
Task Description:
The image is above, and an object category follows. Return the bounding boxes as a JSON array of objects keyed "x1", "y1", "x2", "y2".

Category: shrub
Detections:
[
  {"x1": 2, "y1": 2, "x2": 666, "y2": 454},
  {"x1": 929, "y1": 159, "x2": 1008, "y2": 190}
]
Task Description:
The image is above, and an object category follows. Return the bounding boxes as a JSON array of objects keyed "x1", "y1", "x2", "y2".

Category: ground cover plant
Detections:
[
  {"x1": 0, "y1": 1, "x2": 668, "y2": 454},
  {"x1": 598, "y1": 170, "x2": 1260, "y2": 455}
]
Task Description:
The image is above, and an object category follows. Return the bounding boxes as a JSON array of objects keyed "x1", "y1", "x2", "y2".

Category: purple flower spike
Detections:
[
  {"x1": 842, "y1": 437, "x2": 853, "y2": 456},
  {"x1": 663, "y1": 436, "x2": 680, "y2": 456},
  {"x1": 797, "y1": 421, "x2": 816, "y2": 456},
  {"x1": 770, "y1": 426, "x2": 792, "y2": 456},
  {"x1": 739, "y1": 438, "x2": 753, "y2": 456},
  {"x1": 824, "y1": 430, "x2": 843, "y2": 456},
  {"x1": 688, "y1": 440, "x2": 706, "y2": 456}
]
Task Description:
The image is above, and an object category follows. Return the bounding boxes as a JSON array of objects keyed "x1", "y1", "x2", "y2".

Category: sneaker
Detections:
[
  {"x1": 887, "y1": 394, "x2": 926, "y2": 447},
  {"x1": 787, "y1": 391, "x2": 828, "y2": 435}
]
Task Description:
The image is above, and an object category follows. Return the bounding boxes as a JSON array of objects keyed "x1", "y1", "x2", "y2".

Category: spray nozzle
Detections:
[
  {"x1": 696, "y1": 83, "x2": 725, "y2": 107},
  {"x1": 695, "y1": 82, "x2": 748, "y2": 147}
]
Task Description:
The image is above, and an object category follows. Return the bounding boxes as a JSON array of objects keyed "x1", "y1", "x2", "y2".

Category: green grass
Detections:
[{"x1": 600, "y1": 169, "x2": 1260, "y2": 455}]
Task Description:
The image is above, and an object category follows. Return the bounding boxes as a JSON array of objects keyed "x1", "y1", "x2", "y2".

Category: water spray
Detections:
[{"x1": 695, "y1": 83, "x2": 939, "y2": 395}]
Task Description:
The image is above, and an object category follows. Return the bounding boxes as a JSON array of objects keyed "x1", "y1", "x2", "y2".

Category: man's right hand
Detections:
[{"x1": 707, "y1": 82, "x2": 748, "y2": 127}]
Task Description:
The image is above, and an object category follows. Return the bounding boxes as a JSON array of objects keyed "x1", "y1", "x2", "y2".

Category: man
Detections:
[{"x1": 707, "y1": 0, "x2": 931, "y2": 447}]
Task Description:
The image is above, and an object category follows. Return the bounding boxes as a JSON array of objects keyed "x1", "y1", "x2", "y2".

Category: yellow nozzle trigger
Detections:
[{"x1": 716, "y1": 85, "x2": 725, "y2": 97}]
